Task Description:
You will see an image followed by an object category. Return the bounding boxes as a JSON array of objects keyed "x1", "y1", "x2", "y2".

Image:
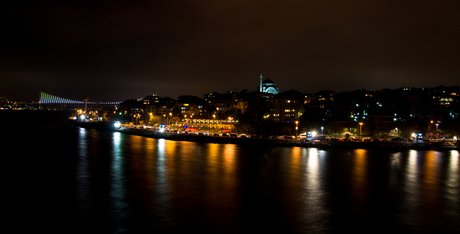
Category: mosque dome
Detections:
[
  {"x1": 262, "y1": 78, "x2": 275, "y2": 84},
  {"x1": 258, "y1": 72, "x2": 279, "y2": 95}
]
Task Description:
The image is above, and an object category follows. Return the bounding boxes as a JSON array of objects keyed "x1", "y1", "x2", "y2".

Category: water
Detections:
[{"x1": 5, "y1": 124, "x2": 460, "y2": 233}]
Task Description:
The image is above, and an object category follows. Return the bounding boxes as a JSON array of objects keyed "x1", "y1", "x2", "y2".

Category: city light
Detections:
[{"x1": 114, "y1": 121, "x2": 121, "y2": 128}]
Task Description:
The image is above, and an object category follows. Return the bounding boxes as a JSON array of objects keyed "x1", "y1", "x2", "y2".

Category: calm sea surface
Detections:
[{"x1": 4, "y1": 120, "x2": 459, "y2": 233}]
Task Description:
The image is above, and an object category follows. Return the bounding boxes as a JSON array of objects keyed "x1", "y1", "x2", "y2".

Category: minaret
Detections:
[{"x1": 259, "y1": 70, "x2": 263, "y2": 92}]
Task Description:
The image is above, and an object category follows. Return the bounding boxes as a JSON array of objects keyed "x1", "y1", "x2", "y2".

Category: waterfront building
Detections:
[
  {"x1": 180, "y1": 116, "x2": 237, "y2": 132},
  {"x1": 143, "y1": 94, "x2": 176, "y2": 116},
  {"x1": 119, "y1": 99, "x2": 145, "y2": 124},
  {"x1": 176, "y1": 95, "x2": 204, "y2": 119},
  {"x1": 203, "y1": 91, "x2": 238, "y2": 118},
  {"x1": 266, "y1": 90, "x2": 305, "y2": 123},
  {"x1": 231, "y1": 96, "x2": 248, "y2": 114},
  {"x1": 142, "y1": 94, "x2": 177, "y2": 126}
]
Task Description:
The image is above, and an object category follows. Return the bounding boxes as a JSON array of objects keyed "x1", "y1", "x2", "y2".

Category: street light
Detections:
[
  {"x1": 321, "y1": 126, "x2": 324, "y2": 134},
  {"x1": 359, "y1": 122, "x2": 363, "y2": 138},
  {"x1": 295, "y1": 120, "x2": 299, "y2": 139}
]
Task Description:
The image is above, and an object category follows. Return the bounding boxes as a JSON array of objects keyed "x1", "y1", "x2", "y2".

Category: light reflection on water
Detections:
[
  {"x1": 301, "y1": 148, "x2": 328, "y2": 231},
  {"x1": 110, "y1": 131, "x2": 127, "y2": 227},
  {"x1": 76, "y1": 127, "x2": 90, "y2": 216},
  {"x1": 447, "y1": 151, "x2": 459, "y2": 189},
  {"x1": 70, "y1": 130, "x2": 459, "y2": 233},
  {"x1": 352, "y1": 149, "x2": 368, "y2": 209},
  {"x1": 449, "y1": 151, "x2": 459, "y2": 191}
]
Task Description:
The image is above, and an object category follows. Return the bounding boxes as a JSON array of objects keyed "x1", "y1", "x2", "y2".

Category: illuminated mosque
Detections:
[{"x1": 258, "y1": 71, "x2": 279, "y2": 95}]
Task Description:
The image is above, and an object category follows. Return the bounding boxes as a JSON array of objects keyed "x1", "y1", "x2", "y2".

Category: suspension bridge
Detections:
[{"x1": 38, "y1": 92, "x2": 121, "y2": 105}]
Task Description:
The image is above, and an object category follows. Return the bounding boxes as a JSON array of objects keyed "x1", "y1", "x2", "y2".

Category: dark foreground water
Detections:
[{"x1": 5, "y1": 124, "x2": 460, "y2": 233}]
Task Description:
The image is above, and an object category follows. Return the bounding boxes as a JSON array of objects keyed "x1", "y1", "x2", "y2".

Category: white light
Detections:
[{"x1": 114, "y1": 121, "x2": 121, "y2": 128}]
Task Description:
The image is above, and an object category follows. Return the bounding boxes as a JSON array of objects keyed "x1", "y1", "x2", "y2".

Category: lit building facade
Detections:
[
  {"x1": 265, "y1": 93, "x2": 304, "y2": 123},
  {"x1": 180, "y1": 117, "x2": 237, "y2": 132}
]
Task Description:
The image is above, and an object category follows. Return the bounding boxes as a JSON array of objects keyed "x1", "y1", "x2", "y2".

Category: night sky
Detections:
[{"x1": 2, "y1": 1, "x2": 459, "y2": 102}]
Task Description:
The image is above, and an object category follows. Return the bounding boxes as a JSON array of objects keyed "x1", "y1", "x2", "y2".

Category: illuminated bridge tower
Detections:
[{"x1": 83, "y1": 97, "x2": 89, "y2": 116}]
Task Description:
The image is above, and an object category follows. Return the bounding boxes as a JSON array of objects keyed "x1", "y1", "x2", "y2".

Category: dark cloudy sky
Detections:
[{"x1": 1, "y1": 0, "x2": 459, "y2": 102}]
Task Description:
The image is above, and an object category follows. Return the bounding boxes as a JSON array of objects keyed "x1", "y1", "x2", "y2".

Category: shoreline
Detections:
[
  {"x1": 113, "y1": 126, "x2": 459, "y2": 151},
  {"x1": 73, "y1": 121, "x2": 459, "y2": 151}
]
